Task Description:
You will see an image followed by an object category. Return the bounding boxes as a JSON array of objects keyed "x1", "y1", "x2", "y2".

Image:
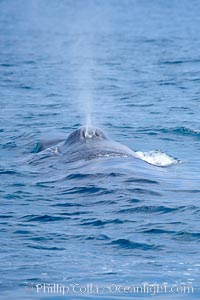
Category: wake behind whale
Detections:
[{"x1": 31, "y1": 126, "x2": 179, "y2": 167}]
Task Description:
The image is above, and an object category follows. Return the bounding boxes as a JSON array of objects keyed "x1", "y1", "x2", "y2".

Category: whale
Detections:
[
  {"x1": 62, "y1": 126, "x2": 137, "y2": 161},
  {"x1": 31, "y1": 126, "x2": 178, "y2": 167},
  {"x1": 34, "y1": 126, "x2": 138, "y2": 163}
]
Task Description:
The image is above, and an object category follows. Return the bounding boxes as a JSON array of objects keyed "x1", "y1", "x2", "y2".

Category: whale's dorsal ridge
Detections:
[{"x1": 65, "y1": 126, "x2": 107, "y2": 145}]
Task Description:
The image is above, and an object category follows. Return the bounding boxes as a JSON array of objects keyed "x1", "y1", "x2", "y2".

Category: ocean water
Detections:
[{"x1": 0, "y1": 0, "x2": 200, "y2": 299}]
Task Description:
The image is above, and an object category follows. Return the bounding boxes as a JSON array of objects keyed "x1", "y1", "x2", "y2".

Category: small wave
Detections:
[
  {"x1": 110, "y1": 239, "x2": 161, "y2": 250},
  {"x1": 13, "y1": 230, "x2": 31, "y2": 235},
  {"x1": 164, "y1": 127, "x2": 200, "y2": 137},
  {"x1": 51, "y1": 202, "x2": 83, "y2": 207},
  {"x1": 1, "y1": 141, "x2": 17, "y2": 149},
  {"x1": 66, "y1": 172, "x2": 122, "y2": 180},
  {"x1": 20, "y1": 214, "x2": 66, "y2": 222},
  {"x1": 136, "y1": 126, "x2": 200, "y2": 138},
  {"x1": 0, "y1": 168, "x2": 21, "y2": 175},
  {"x1": 118, "y1": 205, "x2": 182, "y2": 214},
  {"x1": 159, "y1": 58, "x2": 200, "y2": 65},
  {"x1": 125, "y1": 178, "x2": 158, "y2": 184},
  {"x1": 135, "y1": 150, "x2": 180, "y2": 167},
  {"x1": 0, "y1": 214, "x2": 13, "y2": 219},
  {"x1": 140, "y1": 228, "x2": 175, "y2": 234},
  {"x1": 85, "y1": 234, "x2": 110, "y2": 241},
  {"x1": 81, "y1": 218, "x2": 123, "y2": 227},
  {"x1": 127, "y1": 188, "x2": 161, "y2": 196},
  {"x1": 58, "y1": 186, "x2": 112, "y2": 196},
  {"x1": 27, "y1": 244, "x2": 65, "y2": 251},
  {"x1": 174, "y1": 231, "x2": 200, "y2": 241}
]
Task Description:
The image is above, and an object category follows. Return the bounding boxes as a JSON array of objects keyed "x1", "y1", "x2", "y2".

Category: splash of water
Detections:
[{"x1": 135, "y1": 150, "x2": 181, "y2": 167}]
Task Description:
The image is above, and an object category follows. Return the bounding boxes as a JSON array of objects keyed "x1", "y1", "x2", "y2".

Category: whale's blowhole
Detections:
[{"x1": 65, "y1": 126, "x2": 107, "y2": 146}]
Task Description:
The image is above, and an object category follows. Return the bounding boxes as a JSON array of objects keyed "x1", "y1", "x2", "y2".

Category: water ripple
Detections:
[
  {"x1": 118, "y1": 205, "x2": 185, "y2": 214},
  {"x1": 20, "y1": 215, "x2": 66, "y2": 222},
  {"x1": 110, "y1": 239, "x2": 162, "y2": 251}
]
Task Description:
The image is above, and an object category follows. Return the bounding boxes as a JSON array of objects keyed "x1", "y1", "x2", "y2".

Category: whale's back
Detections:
[
  {"x1": 61, "y1": 126, "x2": 135, "y2": 162},
  {"x1": 31, "y1": 126, "x2": 135, "y2": 163}
]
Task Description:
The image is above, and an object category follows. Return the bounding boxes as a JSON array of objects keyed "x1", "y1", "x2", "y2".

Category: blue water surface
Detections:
[{"x1": 0, "y1": 0, "x2": 200, "y2": 299}]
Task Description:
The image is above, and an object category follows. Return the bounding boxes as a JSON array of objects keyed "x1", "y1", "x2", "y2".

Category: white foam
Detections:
[{"x1": 135, "y1": 150, "x2": 180, "y2": 167}]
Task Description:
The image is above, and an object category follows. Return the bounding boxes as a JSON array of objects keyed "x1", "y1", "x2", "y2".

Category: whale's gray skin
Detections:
[
  {"x1": 35, "y1": 126, "x2": 137, "y2": 163},
  {"x1": 61, "y1": 126, "x2": 136, "y2": 162}
]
